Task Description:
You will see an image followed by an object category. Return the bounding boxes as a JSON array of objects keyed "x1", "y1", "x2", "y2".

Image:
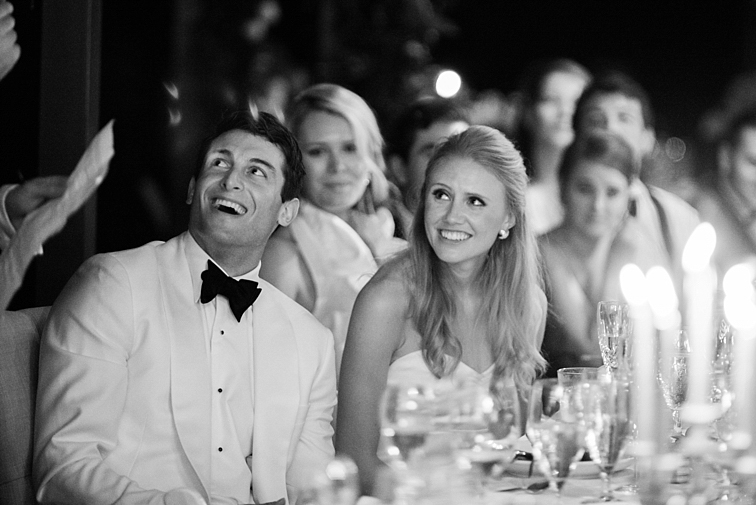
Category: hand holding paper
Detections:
[{"x1": 0, "y1": 120, "x2": 115, "y2": 309}]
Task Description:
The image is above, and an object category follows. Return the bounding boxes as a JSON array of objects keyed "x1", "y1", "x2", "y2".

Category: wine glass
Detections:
[
  {"x1": 597, "y1": 301, "x2": 631, "y2": 373},
  {"x1": 443, "y1": 378, "x2": 523, "y2": 495},
  {"x1": 301, "y1": 455, "x2": 360, "y2": 505},
  {"x1": 527, "y1": 378, "x2": 587, "y2": 500},
  {"x1": 378, "y1": 383, "x2": 437, "y2": 468},
  {"x1": 656, "y1": 330, "x2": 689, "y2": 438},
  {"x1": 583, "y1": 374, "x2": 634, "y2": 503},
  {"x1": 378, "y1": 383, "x2": 438, "y2": 505}
]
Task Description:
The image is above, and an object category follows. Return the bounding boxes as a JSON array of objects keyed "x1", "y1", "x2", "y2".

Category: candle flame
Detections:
[
  {"x1": 646, "y1": 266, "x2": 679, "y2": 329},
  {"x1": 723, "y1": 263, "x2": 756, "y2": 299},
  {"x1": 723, "y1": 262, "x2": 756, "y2": 330},
  {"x1": 620, "y1": 263, "x2": 647, "y2": 305},
  {"x1": 724, "y1": 296, "x2": 756, "y2": 331},
  {"x1": 681, "y1": 222, "x2": 716, "y2": 272}
]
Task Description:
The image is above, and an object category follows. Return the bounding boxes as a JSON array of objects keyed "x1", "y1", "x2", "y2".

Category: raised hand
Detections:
[
  {"x1": 0, "y1": 1, "x2": 21, "y2": 81},
  {"x1": 6, "y1": 176, "x2": 68, "y2": 230}
]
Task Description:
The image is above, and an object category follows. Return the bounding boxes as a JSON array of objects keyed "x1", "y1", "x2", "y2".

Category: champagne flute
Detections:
[
  {"x1": 656, "y1": 330, "x2": 689, "y2": 438},
  {"x1": 597, "y1": 301, "x2": 631, "y2": 373},
  {"x1": 527, "y1": 378, "x2": 586, "y2": 500},
  {"x1": 445, "y1": 378, "x2": 523, "y2": 494},
  {"x1": 583, "y1": 374, "x2": 634, "y2": 503},
  {"x1": 710, "y1": 320, "x2": 739, "y2": 501}
]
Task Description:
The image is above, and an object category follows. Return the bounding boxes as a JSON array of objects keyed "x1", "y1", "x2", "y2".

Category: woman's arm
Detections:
[
  {"x1": 260, "y1": 227, "x2": 316, "y2": 312},
  {"x1": 335, "y1": 266, "x2": 406, "y2": 497}
]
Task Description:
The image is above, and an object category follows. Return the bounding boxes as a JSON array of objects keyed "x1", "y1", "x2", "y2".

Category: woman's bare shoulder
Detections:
[
  {"x1": 345, "y1": 256, "x2": 412, "y2": 361},
  {"x1": 356, "y1": 255, "x2": 412, "y2": 311}
]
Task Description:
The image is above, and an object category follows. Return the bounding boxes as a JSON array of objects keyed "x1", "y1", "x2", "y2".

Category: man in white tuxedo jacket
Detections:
[{"x1": 33, "y1": 111, "x2": 337, "y2": 505}]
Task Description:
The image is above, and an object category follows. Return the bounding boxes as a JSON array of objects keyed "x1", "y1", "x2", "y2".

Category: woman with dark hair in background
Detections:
[
  {"x1": 513, "y1": 58, "x2": 592, "y2": 235},
  {"x1": 539, "y1": 130, "x2": 669, "y2": 376}
]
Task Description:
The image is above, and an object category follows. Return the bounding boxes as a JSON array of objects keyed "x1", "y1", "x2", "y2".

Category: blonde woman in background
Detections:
[{"x1": 261, "y1": 83, "x2": 405, "y2": 375}]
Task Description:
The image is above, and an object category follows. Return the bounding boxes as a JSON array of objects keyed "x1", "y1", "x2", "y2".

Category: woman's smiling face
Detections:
[
  {"x1": 424, "y1": 155, "x2": 514, "y2": 272},
  {"x1": 297, "y1": 110, "x2": 370, "y2": 219}
]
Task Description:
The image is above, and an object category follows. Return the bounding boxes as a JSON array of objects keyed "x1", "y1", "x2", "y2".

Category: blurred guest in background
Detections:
[
  {"x1": 261, "y1": 83, "x2": 405, "y2": 376},
  {"x1": 539, "y1": 131, "x2": 669, "y2": 376},
  {"x1": 0, "y1": 0, "x2": 64, "y2": 252},
  {"x1": 336, "y1": 126, "x2": 546, "y2": 495},
  {"x1": 34, "y1": 111, "x2": 336, "y2": 505},
  {"x1": 512, "y1": 58, "x2": 592, "y2": 235},
  {"x1": 573, "y1": 71, "x2": 699, "y2": 294},
  {"x1": 386, "y1": 96, "x2": 470, "y2": 236},
  {"x1": 0, "y1": 1, "x2": 76, "y2": 310},
  {"x1": 691, "y1": 107, "x2": 756, "y2": 271}
]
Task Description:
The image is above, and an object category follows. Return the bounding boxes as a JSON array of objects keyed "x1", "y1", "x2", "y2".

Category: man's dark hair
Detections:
[
  {"x1": 573, "y1": 70, "x2": 655, "y2": 131},
  {"x1": 194, "y1": 110, "x2": 305, "y2": 202},
  {"x1": 388, "y1": 97, "x2": 470, "y2": 161}
]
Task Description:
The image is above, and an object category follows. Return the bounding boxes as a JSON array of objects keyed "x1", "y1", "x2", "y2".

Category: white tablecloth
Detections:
[{"x1": 356, "y1": 468, "x2": 642, "y2": 505}]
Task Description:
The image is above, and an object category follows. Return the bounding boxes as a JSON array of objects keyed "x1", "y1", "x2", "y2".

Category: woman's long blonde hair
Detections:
[{"x1": 408, "y1": 125, "x2": 546, "y2": 391}]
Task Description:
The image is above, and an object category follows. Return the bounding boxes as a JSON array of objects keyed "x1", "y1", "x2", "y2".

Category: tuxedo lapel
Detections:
[
  {"x1": 155, "y1": 235, "x2": 213, "y2": 500},
  {"x1": 250, "y1": 284, "x2": 300, "y2": 504}
]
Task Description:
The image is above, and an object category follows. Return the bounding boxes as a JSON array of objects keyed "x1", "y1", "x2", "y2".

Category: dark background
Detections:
[{"x1": 1, "y1": 0, "x2": 754, "y2": 305}]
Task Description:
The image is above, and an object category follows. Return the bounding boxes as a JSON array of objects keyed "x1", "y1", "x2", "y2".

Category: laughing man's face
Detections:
[{"x1": 187, "y1": 129, "x2": 297, "y2": 259}]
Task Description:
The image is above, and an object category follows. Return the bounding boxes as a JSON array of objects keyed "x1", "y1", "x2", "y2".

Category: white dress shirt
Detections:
[{"x1": 187, "y1": 238, "x2": 257, "y2": 504}]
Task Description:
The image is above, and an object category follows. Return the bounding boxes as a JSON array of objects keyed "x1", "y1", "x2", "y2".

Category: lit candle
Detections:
[
  {"x1": 723, "y1": 263, "x2": 756, "y2": 450},
  {"x1": 681, "y1": 223, "x2": 717, "y2": 421},
  {"x1": 620, "y1": 263, "x2": 656, "y2": 453},
  {"x1": 646, "y1": 266, "x2": 681, "y2": 345}
]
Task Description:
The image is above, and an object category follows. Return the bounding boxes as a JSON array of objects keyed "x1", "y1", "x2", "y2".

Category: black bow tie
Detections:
[{"x1": 200, "y1": 261, "x2": 262, "y2": 322}]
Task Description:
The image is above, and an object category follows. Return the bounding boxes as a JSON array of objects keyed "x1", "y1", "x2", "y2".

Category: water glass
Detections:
[
  {"x1": 527, "y1": 378, "x2": 587, "y2": 499},
  {"x1": 437, "y1": 378, "x2": 522, "y2": 495}
]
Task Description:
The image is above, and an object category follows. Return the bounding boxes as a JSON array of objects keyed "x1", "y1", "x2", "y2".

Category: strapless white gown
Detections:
[{"x1": 386, "y1": 351, "x2": 494, "y2": 389}]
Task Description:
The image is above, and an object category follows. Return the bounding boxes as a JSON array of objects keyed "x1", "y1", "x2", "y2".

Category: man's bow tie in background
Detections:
[{"x1": 200, "y1": 261, "x2": 262, "y2": 322}]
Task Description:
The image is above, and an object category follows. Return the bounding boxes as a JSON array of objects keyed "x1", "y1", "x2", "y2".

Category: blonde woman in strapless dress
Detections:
[{"x1": 335, "y1": 126, "x2": 547, "y2": 497}]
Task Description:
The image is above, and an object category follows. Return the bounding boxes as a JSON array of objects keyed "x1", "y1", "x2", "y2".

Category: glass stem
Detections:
[
  {"x1": 672, "y1": 410, "x2": 683, "y2": 436},
  {"x1": 600, "y1": 470, "x2": 613, "y2": 500}
]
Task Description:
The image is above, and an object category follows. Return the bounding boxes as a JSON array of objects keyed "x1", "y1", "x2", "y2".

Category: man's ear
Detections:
[
  {"x1": 641, "y1": 127, "x2": 657, "y2": 157},
  {"x1": 388, "y1": 155, "x2": 408, "y2": 187},
  {"x1": 186, "y1": 177, "x2": 196, "y2": 205},
  {"x1": 277, "y1": 198, "x2": 300, "y2": 227}
]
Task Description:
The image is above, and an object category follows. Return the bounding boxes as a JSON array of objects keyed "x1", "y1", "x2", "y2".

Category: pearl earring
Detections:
[{"x1": 498, "y1": 229, "x2": 509, "y2": 240}]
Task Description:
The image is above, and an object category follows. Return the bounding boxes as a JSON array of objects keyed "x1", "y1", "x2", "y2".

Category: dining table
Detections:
[
  {"x1": 351, "y1": 460, "x2": 726, "y2": 505},
  {"x1": 355, "y1": 466, "x2": 647, "y2": 505}
]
